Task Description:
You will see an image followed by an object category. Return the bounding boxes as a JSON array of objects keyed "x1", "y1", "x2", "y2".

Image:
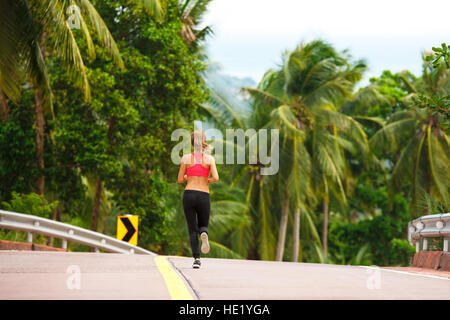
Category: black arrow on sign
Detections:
[{"x1": 120, "y1": 217, "x2": 136, "y2": 242}]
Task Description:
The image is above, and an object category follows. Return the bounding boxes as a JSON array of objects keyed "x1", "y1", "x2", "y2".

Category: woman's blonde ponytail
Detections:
[{"x1": 191, "y1": 130, "x2": 209, "y2": 152}]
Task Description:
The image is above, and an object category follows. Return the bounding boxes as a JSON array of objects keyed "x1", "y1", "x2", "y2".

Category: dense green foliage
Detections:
[
  {"x1": 0, "y1": 1, "x2": 448, "y2": 267},
  {"x1": 203, "y1": 40, "x2": 448, "y2": 266},
  {"x1": 0, "y1": 0, "x2": 207, "y2": 253}
]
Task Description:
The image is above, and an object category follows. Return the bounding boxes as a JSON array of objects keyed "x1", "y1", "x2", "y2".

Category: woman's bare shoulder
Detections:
[
  {"x1": 203, "y1": 153, "x2": 215, "y2": 163},
  {"x1": 181, "y1": 154, "x2": 192, "y2": 164}
]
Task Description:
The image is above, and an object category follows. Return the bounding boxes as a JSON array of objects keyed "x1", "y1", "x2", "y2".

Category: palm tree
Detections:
[
  {"x1": 0, "y1": 0, "x2": 164, "y2": 195},
  {"x1": 370, "y1": 53, "x2": 450, "y2": 218},
  {"x1": 202, "y1": 40, "x2": 370, "y2": 262},
  {"x1": 200, "y1": 68, "x2": 279, "y2": 260},
  {"x1": 178, "y1": 0, "x2": 213, "y2": 49},
  {"x1": 204, "y1": 62, "x2": 317, "y2": 262},
  {"x1": 245, "y1": 40, "x2": 370, "y2": 259}
]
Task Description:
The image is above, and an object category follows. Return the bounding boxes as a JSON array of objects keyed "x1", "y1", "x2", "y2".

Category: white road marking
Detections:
[{"x1": 361, "y1": 266, "x2": 450, "y2": 281}]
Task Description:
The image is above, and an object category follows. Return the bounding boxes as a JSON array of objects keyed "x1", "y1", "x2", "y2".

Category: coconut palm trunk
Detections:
[
  {"x1": 292, "y1": 207, "x2": 300, "y2": 262},
  {"x1": 0, "y1": 87, "x2": 9, "y2": 121},
  {"x1": 276, "y1": 187, "x2": 290, "y2": 261},
  {"x1": 88, "y1": 179, "x2": 103, "y2": 252},
  {"x1": 91, "y1": 179, "x2": 103, "y2": 232},
  {"x1": 35, "y1": 88, "x2": 45, "y2": 195},
  {"x1": 322, "y1": 176, "x2": 329, "y2": 256}
]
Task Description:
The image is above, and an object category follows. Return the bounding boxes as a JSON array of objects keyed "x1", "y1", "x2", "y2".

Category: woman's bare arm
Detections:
[
  {"x1": 208, "y1": 156, "x2": 219, "y2": 184},
  {"x1": 177, "y1": 156, "x2": 188, "y2": 184}
]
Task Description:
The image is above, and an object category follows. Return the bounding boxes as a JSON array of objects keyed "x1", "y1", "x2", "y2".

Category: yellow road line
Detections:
[{"x1": 154, "y1": 256, "x2": 194, "y2": 300}]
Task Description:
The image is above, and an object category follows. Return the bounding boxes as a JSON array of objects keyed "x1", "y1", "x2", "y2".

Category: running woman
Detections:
[{"x1": 177, "y1": 130, "x2": 219, "y2": 269}]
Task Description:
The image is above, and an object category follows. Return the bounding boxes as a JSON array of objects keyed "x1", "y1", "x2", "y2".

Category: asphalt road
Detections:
[{"x1": 0, "y1": 251, "x2": 448, "y2": 300}]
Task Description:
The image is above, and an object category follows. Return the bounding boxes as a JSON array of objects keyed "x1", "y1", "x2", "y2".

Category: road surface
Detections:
[{"x1": 0, "y1": 251, "x2": 448, "y2": 300}]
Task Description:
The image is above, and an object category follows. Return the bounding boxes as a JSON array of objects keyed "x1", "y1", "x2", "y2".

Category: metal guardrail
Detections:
[
  {"x1": 408, "y1": 213, "x2": 450, "y2": 253},
  {"x1": 0, "y1": 210, "x2": 156, "y2": 255}
]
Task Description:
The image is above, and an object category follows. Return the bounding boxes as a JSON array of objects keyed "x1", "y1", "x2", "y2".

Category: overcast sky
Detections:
[{"x1": 201, "y1": 0, "x2": 450, "y2": 85}]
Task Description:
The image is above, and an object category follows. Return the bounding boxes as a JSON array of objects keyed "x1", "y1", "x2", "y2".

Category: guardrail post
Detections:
[
  {"x1": 422, "y1": 238, "x2": 428, "y2": 251},
  {"x1": 94, "y1": 248, "x2": 99, "y2": 253},
  {"x1": 27, "y1": 232, "x2": 33, "y2": 243},
  {"x1": 444, "y1": 237, "x2": 449, "y2": 252},
  {"x1": 415, "y1": 239, "x2": 422, "y2": 253},
  {"x1": 62, "y1": 239, "x2": 67, "y2": 250}
]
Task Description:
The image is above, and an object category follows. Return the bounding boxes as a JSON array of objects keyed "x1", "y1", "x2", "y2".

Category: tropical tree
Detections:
[
  {"x1": 244, "y1": 40, "x2": 371, "y2": 259},
  {"x1": 43, "y1": 0, "x2": 208, "y2": 246},
  {"x1": 199, "y1": 67, "x2": 279, "y2": 260},
  {"x1": 0, "y1": 0, "x2": 163, "y2": 195},
  {"x1": 370, "y1": 52, "x2": 450, "y2": 218},
  {"x1": 246, "y1": 70, "x2": 315, "y2": 261},
  {"x1": 178, "y1": 0, "x2": 213, "y2": 50}
]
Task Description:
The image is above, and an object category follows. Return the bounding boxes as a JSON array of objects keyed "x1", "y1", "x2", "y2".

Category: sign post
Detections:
[{"x1": 117, "y1": 215, "x2": 138, "y2": 246}]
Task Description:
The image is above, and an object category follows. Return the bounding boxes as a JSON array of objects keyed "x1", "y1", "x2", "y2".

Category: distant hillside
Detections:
[
  {"x1": 218, "y1": 74, "x2": 257, "y2": 100},
  {"x1": 203, "y1": 65, "x2": 257, "y2": 113}
]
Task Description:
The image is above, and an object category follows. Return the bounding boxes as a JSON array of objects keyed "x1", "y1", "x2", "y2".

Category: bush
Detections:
[
  {"x1": 0, "y1": 192, "x2": 58, "y2": 244},
  {"x1": 388, "y1": 238, "x2": 416, "y2": 266},
  {"x1": 328, "y1": 214, "x2": 415, "y2": 266},
  {"x1": 1, "y1": 192, "x2": 58, "y2": 218}
]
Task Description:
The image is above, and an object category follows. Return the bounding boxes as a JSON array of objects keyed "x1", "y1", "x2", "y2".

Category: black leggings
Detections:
[{"x1": 182, "y1": 190, "x2": 210, "y2": 258}]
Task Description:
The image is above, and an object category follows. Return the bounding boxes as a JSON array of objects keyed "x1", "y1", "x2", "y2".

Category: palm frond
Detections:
[
  {"x1": 188, "y1": 0, "x2": 213, "y2": 23},
  {"x1": 353, "y1": 115, "x2": 386, "y2": 127},
  {"x1": 427, "y1": 127, "x2": 450, "y2": 205},
  {"x1": 389, "y1": 135, "x2": 418, "y2": 194},
  {"x1": 317, "y1": 109, "x2": 369, "y2": 156},
  {"x1": 326, "y1": 134, "x2": 357, "y2": 154},
  {"x1": 305, "y1": 76, "x2": 353, "y2": 108},
  {"x1": 398, "y1": 70, "x2": 418, "y2": 93},
  {"x1": 369, "y1": 118, "x2": 415, "y2": 153},
  {"x1": 243, "y1": 86, "x2": 285, "y2": 106},
  {"x1": 207, "y1": 87, "x2": 246, "y2": 128},
  {"x1": 209, "y1": 240, "x2": 244, "y2": 259},
  {"x1": 313, "y1": 243, "x2": 330, "y2": 264},
  {"x1": 299, "y1": 58, "x2": 337, "y2": 94},
  {"x1": 350, "y1": 244, "x2": 370, "y2": 265},
  {"x1": 342, "y1": 84, "x2": 392, "y2": 115},
  {"x1": 0, "y1": 0, "x2": 52, "y2": 105},
  {"x1": 0, "y1": 0, "x2": 29, "y2": 103},
  {"x1": 388, "y1": 109, "x2": 416, "y2": 123},
  {"x1": 78, "y1": 13, "x2": 96, "y2": 59},
  {"x1": 270, "y1": 104, "x2": 305, "y2": 138},
  {"x1": 131, "y1": 0, "x2": 165, "y2": 21},
  {"x1": 44, "y1": 0, "x2": 90, "y2": 101},
  {"x1": 75, "y1": 0, "x2": 124, "y2": 69}
]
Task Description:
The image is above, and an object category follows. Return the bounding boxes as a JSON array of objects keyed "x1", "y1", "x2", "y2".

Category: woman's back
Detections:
[
  {"x1": 183, "y1": 152, "x2": 213, "y2": 193},
  {"x1": 178, "y1": 152, "x2": 219, "y2": 192}
]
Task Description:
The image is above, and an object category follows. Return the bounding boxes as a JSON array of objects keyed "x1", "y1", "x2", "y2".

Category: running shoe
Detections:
[
  {"x1": 200, "y1": 232, "x2": 210, "y2": 254},
  {"x1": 192, "y1": 258, "x2": 201, "y2": 269}
]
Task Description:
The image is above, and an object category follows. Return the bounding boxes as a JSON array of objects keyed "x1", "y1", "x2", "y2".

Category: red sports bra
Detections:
[{"x1": 186, "y1": 152, "x2": 210, "y2": 177}]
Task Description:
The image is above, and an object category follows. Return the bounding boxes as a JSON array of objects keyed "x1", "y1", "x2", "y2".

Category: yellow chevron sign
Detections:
[{"x1": 117, "y1": 215, "x2": 138, "y2": 246}]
